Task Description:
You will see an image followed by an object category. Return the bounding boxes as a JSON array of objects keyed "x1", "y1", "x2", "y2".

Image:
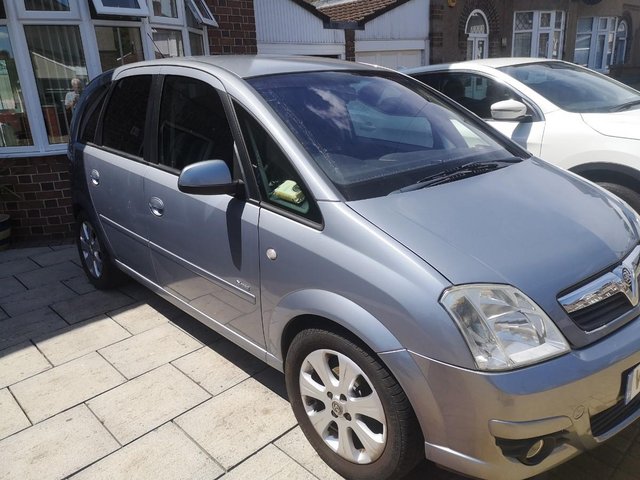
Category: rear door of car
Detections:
[
  {"x1": 413, "y1": 70, "x2": 546, "y2": 156},
  {"x1": 143, "y1": 67, "x2": 264, "y2": 354},
  {"x1": 81, "y1": 67, "x2": 156, "y2": 279}
]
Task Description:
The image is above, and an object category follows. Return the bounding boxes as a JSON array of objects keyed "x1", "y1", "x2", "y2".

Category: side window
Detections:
[
  {"x1": 157, "y1": 76, "x2": 234, "y2": 172},
  {"x1": 441, "y1": 73, "x2": 526, "y2": 119},
  {"x1": 102, "y1": 75, "x2": 151, "y2": 157},
  {"x1": 79, "y1": 86, "x2": 108, "y2": 145},
  {"x1": 235, "y1": 105, "x2": 322, "y2": 224}
]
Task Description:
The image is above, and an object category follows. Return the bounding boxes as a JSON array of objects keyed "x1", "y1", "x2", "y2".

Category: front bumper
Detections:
[{"x1": 381, "y1": 315, "x2": 640, "y2": 480}]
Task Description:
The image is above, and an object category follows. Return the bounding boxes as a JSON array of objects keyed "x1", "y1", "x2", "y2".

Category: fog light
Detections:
[{"x1": 525, "y1": 439, "x2": 544, "y2": 460}]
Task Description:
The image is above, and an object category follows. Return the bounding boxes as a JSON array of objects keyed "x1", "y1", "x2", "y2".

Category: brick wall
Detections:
[
  {"x1": 0, "y1": 155, "x2": 73, "y2": 244},
  {"x1": 207, "y1": 0, "x2": 257, "y2": 55}
]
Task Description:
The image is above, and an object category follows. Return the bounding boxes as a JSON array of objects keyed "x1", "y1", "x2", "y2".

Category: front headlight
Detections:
[{"x1": 440, "y1": 284, "x2": 569, "y2": 371}]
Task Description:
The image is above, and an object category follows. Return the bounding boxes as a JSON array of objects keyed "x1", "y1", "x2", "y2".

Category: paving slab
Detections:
[
  {"x1": 0, "y1": 388, "x2": 30, "y2": 440},
  {"x1": 0, "y1": 308, "x2": 6, "y2": 321},
  {"x1": 0, "y1": 246, "x2": 51, "y2": 264},
  {"x1": 0, "y1": 404, "x2": 119, "y2": 480},
  {"x1": 117, "y1": 281, "x2": 156, "y2": 301},
  {"x1": 30, "y1": 247, "x2": 81, "y2": 267},
  {"x1": 0, "y1": 258, "x2": 40, "y2": 279},
  {"x1": 0, "y1": 307, "x2": 68, "y2": 351},
  {"x1": 62, "y1": 275, "x2": 96, "y2": 295},
  {"x1": 175, "y1": 371, "x2": 297, "y2": 469},
  {"x1": 0, "y1": 341, "x2": 51, "y2": 388},
  {"x1": 275, "y1": 427, "x2": 344, "y2": 480},
  {"x1": 16, "y1": 261, "x2": 84, "y2": 289},
  {"x1": 51, "y1": 289, "x2": 135, "y2": 324},
  {"x1": 0, "y1": 277, "x2": 26, "y2": 300},
  {"x1": 11, "y1": 352, "x2": 126, "y2": 424},
  {"x1": 87, "y1": 364, "x2": 210, "y2": 445},
  {"x1": 172, "y1": 342, "x2": 265, "y2": 396},
  {"x1": 71, "y1": 422, "x2": 223, "y2": 480},
  {"x1": 223, "y1": 444, "x2": 316, "y2": 480},
  {"x1": 99, "y1": 323, "x2": 202, "y2": 379},
  {"x1": 35, "y1": 316, "x2": 130, "y2": 366},
  {"x1": 0, "y1": 282, "x2": 77, "y2": 317},
  {"x1": 108, "y1": 302, "x2": 172, "y2": 335}
]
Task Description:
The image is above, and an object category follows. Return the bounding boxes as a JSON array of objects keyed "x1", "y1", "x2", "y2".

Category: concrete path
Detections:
[{"x1": 0, "y1": 244, "x2": 639, "y2": 480}]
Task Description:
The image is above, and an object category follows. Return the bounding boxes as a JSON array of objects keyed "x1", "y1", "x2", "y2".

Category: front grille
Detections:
[
  {"x1": 590, "y1": 393, "x2": 640, "y2": 437},
  {"x1": 569, "y1": 293, "x2": 632, "y2": 331}
]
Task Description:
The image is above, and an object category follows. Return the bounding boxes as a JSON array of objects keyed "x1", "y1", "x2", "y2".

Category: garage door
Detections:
[{"x1": 356, "y1": 50, "x2": 422, "y2": 69}]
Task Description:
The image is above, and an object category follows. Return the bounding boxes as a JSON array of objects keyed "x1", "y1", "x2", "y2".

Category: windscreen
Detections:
[
  {"x1": 500, "y1": 62, "x2": 640, "y2": 113},
  {"x1": 248, "y1": 71, "x2": 520, "y2": 201}
]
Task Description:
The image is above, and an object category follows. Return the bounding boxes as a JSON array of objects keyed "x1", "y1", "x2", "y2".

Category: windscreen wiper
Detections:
[
  {"x1": 613, "y1": 100, "x2": 640, "y2": 112},
  {"x1": 390, "y1": 158, "x2": 521, "y2": 194}
]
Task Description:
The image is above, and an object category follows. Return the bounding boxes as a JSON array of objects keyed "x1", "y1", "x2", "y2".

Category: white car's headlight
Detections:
[{"x1": 440, "y1": 284, "x2": 569, "y2": 371}]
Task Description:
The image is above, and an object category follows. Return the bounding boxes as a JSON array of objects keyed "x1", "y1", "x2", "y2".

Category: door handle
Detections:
[
  {"x1": 89, "y1": 169, "x2": 100, "y2": 186},
  {"x1": 148, "y1": 197, "x2": 165, "y2": 217}
]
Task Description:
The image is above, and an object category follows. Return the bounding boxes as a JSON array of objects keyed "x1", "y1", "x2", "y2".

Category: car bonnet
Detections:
[{"x1": 346, "y1": 158, "x2": 638, "y2": 325}]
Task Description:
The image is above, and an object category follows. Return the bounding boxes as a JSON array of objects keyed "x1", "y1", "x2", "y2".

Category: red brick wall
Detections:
[
  {"x1": 0, "y1": 155, "x2": 73, "y2": 244},
  {"x1": 207, "y1": 0, "x2": 257, "y2": 55}
]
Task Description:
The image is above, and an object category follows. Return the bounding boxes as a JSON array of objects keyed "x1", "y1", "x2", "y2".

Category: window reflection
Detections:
[
  {"x1": 96, "y1": 26, "x2": 144, "y2": 70},
  {"x1": 0, "y1": 26, "x2": 33, "y2": 147},
  {"x1": 25, "y1": 0, "x2": 70, "y2": 11},
  {"x1": 24, "y1": 25, "x2": 88, "y2": 144},
  {"x1": 152, "y1": 29, "x2": 184, "y2": 58},
  {"x1": 153, "y1": 0, "x2": 178, "y2": 18}
]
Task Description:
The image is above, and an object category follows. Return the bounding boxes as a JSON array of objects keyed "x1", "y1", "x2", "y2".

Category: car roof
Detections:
[
  {"x1": 403, "y1": 57, "x2": 562, "y2": 74},
  {"x1": 114, "y1": 55, "x2": 379, "y2": 79}
]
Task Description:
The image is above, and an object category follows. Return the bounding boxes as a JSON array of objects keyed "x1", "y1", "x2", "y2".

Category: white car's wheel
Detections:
[{"x1": 599, "y1": 182, "x2": 640, "y2": 214}]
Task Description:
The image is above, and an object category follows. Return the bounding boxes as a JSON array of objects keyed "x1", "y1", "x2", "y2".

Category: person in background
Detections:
[{"x1": 64, "y1": 77, "x2": 83, "y2": 114}]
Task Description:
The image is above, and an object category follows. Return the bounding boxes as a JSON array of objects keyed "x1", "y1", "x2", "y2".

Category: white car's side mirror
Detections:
[{"x1": 490, "y1": 100, "x2": 528, "y2": 121}]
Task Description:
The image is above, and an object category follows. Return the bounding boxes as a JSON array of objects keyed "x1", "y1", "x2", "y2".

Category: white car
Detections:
[{"x1": 405, "y1": 59, "x2": 640, "y2": 211}]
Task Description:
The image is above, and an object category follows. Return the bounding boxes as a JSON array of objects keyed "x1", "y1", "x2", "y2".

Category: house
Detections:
[
  {"x1": 430, "y1": 0, "x2": 640, "y2": 80},
  {"x1": 256, "y1": 0, "x2": 430, "y2": 69},
  {"x1": 0, "y1": 0, "x2": 256, "y2": 243}
]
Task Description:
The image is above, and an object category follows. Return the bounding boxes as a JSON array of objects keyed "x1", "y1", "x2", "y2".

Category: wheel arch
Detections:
[{"x1": 569, "y1": 162, "x2": 640, "y2": 193}]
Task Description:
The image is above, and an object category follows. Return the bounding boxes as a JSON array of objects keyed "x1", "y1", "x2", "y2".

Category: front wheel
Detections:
[
  {"x1": 76, "y1": 212, "x2": 124, "y2": 289},
  {"x1": 285, "y1": 329, "x2": 423, "y2": 480}
]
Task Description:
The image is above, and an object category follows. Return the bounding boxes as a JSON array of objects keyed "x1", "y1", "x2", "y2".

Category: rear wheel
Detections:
[
  {"x1": 76, "y1": 212, "x2": 124, "y2": 289},
  {"x1": 285, "y1": 328, "x2": 423, "y2": 480},
  {"x1": 598, "y1": 182, "x2": 640, "y2": 213}
]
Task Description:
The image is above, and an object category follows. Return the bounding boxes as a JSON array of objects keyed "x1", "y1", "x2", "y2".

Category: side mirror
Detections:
[
  {"x1": 490, "y1": 100, "x2": 528, "y2": 121},
  {"x1": 178, "y1": 160, "x2": 243, "y2": 196}
]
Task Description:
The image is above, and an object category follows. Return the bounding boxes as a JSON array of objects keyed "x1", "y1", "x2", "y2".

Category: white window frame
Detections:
[
  {"x1": 150, "y1": 0, "x2": 183, "y2": 26},
  {"x1": 17, "y1": 0, "x2": 82, "y2": 20},
  {"x1": 465, "y1": 9, "x2": 489, "y2": 60},
  {"x1": 614, "y1": 19, "x2": 627, "y2": 65},
  {"x1": 0, "y1": 0, "x2": 212, "y2": 157},
  {"x1": 574, "y1": 16, "x2": 618, "y2": 72},
  {"x1": 512, "y1": 10, "x2": 565, "y2": 59},
  {"x1": 91, "y1": 0, "x2": 150, "y2": 17},
  {"x1": 186, "y1": 0, "x2": 217, "y2": 27}
]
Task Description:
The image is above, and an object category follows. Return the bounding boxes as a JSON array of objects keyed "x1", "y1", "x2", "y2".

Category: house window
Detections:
[
  {"x1": 90, "y1": 0, "x2": 149, "y2": 16},
  {"x1": 24, "y1": 25, "x2": 88, "y2": 144},
  {"x1": 614, "y1": 20, "x2": 628, "y2": 65},
  {"x1": 0, "y1": 0, "x2": 215, "y2": 155},
  {"x1": 95, "y1": 26, "x2": 144, "y2": 70},
  {"x1": 574, "y1": 16, "x2": 617, "y2": 71},
  {"x1": 513, "y1": 11, "x2": 565, "y2": 59},
  {"x1": 0, "y1": 26, "x2": 33, "y2": 147},
  {"x1": 152, "y1": 28, "x2": 184, "y2": 58},
  {"x1": 465, "y1": 10, "x2": 488, "y2": 60}
]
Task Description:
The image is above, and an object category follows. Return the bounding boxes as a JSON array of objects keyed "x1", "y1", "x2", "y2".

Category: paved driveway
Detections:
[{"x1": 0, "y1": 244, "x2": 639, "y2": 480}]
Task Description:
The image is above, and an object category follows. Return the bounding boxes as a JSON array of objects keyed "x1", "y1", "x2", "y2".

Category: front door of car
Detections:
[
  {"x1": 143, "y1": 70, "x2": 263, "y2": 351},
  {"x1": 82, "y1": 71, "x2": 155, "y2": 279}
]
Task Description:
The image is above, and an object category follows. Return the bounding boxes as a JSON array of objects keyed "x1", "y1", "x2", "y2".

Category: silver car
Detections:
[{"x1": 69, "y1": 56, "x2": 640, "y2": 480}]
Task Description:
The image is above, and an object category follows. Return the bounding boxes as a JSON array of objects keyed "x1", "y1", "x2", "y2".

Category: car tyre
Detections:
[
  {"x1": 285, "y1": 328, "x2": 423, "y2": 480},
  {"x1": 76, "y1": 212, "x2": 124, "y2": 289},
  {"x1": 599, "y1": 182, "x2": 640, "y2": 213}
]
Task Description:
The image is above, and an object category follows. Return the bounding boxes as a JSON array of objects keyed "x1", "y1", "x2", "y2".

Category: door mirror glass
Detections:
[
  {"x1": 491, "y1": 100, "x2": 528, "y2": 121},
  {"x1": 178, "y1": 159, "x2": 240, "y2": 195}
]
